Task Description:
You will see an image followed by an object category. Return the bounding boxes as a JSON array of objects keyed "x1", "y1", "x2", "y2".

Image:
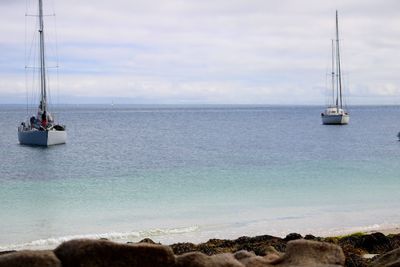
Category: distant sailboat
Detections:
[
  {"x1": 18, "y1": 0, "x2": 66, "y2": 146},
  {"x1": 321, "y1": 11, "x2": 349, "y2": 125}
]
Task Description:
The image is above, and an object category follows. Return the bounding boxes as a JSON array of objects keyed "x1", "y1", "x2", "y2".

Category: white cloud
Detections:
[{"x1": 0, "y1": 0, "x2": 399, "y2": 104}]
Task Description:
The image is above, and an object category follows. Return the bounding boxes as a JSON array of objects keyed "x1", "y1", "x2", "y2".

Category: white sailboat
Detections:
[
  {"x1": 18, "y1": 0, "x2": 66, "y2": 146},
  {"x1": 321, "y1": 11, "x2": 349, "y2": 125}
]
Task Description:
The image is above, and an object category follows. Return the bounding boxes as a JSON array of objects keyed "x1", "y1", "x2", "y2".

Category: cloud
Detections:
[{"x1": 0, "y1": 0, "x2": 399, "y2": 104}]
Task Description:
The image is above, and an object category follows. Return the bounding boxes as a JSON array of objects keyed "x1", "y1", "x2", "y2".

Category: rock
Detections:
[
  {"x1": 0, "y1": 251, "x2": 15, "y2": 256},
  {"x1": 339, "y1": 232, "x2": 392, "y2": 254},
  {"x1": 238, "y1": 255, "x2": 272, "y2": 267},
  {"x1": 284, "y1": 233, "x2": 303, "y2": 242},
  {"x1": 175, "y1": 252, "x2": 244, "y2": 267},
  {"x1": 344, "y1": 253, "x2": 369, "y2": 267},
  {"x1": 234, "y1": 235, "x2": 285, "y2": 255},
  {"x1": 234, "y1": 248, "x2": 280, "y2": 266},
  {"x1": 304, "y1": 234, "x2": 317, "y2": 240},
  {"x1": 171, "y1": 242, "x2": 198, "y2": 255},
  {"x1": 388, "y1": 233, "x2": 400, "y2": 249},
  {"x1": 304, "y1": 235, "x2": 324, "y2": 242},
  {"x1": 172, "y1": 235, "x2": 285, "y2": 257},
  {"x1": 271, "y1": 239, "x2": 345, "y2": 266},
  {"x1": 359, "y1": 233, "x2": 392, "y2": 254},
  {"x1": 233, "y1": 250, "x2": 256, "y2": 261},
  {"x1": 138, "y1": 238, "x2": 157, "y2": 244},
  {"x1": 369, "y1": 247, "x2": 400, "y2": 267},
  {"x1": 197, "y1": 238, "x2": 238, "y2": 255},
  {"x1": 0, "y1": 250, "x2": 61, "y2": 267},
  {"x1": 54, "y1": 238, "x2": 175, "y2": 267}
]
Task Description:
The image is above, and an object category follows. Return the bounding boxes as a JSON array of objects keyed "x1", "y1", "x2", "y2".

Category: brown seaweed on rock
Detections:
[
  {"x1": 1, "y1": 232, "x2": 400, "y2": 267},
  {"x1": 171, "y1": 235, "x2": 286, "y2": 256}
]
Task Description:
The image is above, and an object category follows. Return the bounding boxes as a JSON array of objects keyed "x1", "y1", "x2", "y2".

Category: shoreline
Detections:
[
  {"x1": 2, "y1": 226, "x2": 400, "y2": 252},
  {"x1": 1, "y1": 229, "x2": 400, "y2": 267},
  {"x1": 364, "y1": 227, "x2": 400, "y2": 236}
]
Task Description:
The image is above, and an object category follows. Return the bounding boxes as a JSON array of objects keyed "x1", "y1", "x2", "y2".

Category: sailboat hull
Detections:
[
  {"x1": 18, "y1": 130, "x2": 67, "y2": 146},
  {"x1": 321, "y1": 114, "x2": 349, "y2": 125}
]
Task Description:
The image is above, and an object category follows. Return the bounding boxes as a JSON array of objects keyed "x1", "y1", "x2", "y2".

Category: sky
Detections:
[{"x1": 0, "y1": 0, "x2": 399, "y2": 105}]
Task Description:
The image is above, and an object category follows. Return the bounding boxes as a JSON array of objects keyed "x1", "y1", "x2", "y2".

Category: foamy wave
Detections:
[{"x1": 0, "y1": 225, "x2": 199, "y2": 251}]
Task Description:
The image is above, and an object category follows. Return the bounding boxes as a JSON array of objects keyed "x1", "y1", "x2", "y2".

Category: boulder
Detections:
[
  {"x1": 172, "y1": 235, "x2": 285, "y2": 257},
  {"x1": 175, "y1": 240, "x2": 346, "y2": 267},
  {"x1": 0, "y1": 251, "x2": 15, "y2": 256},
  {"x1": 171, "y1": 242, "x2": 198, "y2": 255},
  {"x1": 233, "y1": 250, "x2": 256, "y2": 261},
  {"x1": 0, "y1": 250, "x2": 61, "y2": 267},
  {"x1": 54, "y1": 238, "x2": 175, "y2": 267},
  {"x1": 233, "y1": 249, "x2": 279, "y2": 266},
  {"x1": 283, "y1": 233, "x2": 303, "y2": 242},
  {"x1": 233, "y1": 235, "x2": 285, "y2": 255},
  {"x1": 344, "y1": 253, "x2": 369, "y2": 267},
  {"x1": 339, "y1": 232, "x2": 392, "y2": 254},
  {"x1": 138, "y1": 238, "x2": 157, "y2": 244},
  {"x1": 359, "y1": 233, "x2": 392, "y2": 254},
  {"x1": 175, "y1": 251, "x2": 244, "y2": 267},
  {"x1": 369, "y1": 247, "x2": 400, "y2": 267},
  {"x1": 304, "y1": 234, "x2": 324, "y2": 242},
  {"x1": 271, "y1": 239, "x2": 345, "y2": 266},
  {"x1": 388, "y1": 233, "x2": 400, "y2": 249},
  {"x1": 237, "y1": 255, "x2": 272, "y2": 267}
]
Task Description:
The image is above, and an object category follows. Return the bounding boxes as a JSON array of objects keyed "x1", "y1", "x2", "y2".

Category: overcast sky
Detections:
[{"x1": 0, "y1": 0, "x2": 399, "y2": 104}]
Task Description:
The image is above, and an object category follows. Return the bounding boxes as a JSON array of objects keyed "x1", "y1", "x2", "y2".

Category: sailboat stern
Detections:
[
  {"x1": 321, "y1": 113, "x2": 349, "y2": 125},
  {"x1": 18, "y1": 129, "x2": 67, "y2": 146}
]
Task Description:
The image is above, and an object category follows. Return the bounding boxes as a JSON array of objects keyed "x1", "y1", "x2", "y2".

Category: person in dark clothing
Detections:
[
  {"x1": 41, "y1": 111, "x2": 47, "y2": 128},
  {"x1": 30, "y1": 116, "x2": 36, "y2": 129}
]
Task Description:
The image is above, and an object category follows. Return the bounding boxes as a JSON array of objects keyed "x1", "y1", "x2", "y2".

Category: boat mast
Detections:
[
  {"x1": 38, "y1": 0, "x2": 47, "y2": 113},
  {"x1": 335, "y1": 10, "x2": 343, "y2": 110},
  {"x1": 331, "y1": 39, "x2": 336, "y2": 107}
]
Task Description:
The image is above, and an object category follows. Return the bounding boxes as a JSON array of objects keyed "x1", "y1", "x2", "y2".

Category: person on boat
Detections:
[
  {"x1": 30, "y1": 116, "x2": 36, "y2": 129},
  {"x1": 41, "y1": 111, "x2": 48, "y2": 129}
]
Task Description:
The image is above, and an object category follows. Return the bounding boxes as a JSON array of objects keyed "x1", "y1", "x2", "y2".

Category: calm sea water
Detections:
[{"x1": 0, "y1": 105, "x2": 400, "y2": 250}]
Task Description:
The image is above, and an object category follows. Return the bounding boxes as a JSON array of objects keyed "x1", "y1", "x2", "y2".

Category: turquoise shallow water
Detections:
[{"x1": 0, "y1": 105, "x2": 399, "y2": 249}]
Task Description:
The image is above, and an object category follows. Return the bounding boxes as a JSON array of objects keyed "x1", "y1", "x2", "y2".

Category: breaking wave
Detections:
[{"x1": 0, "y1": 225, "x2": 199, "y2": 251}]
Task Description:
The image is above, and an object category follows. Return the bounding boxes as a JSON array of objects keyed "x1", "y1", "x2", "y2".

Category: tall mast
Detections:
[
  {"x1": 331, "y1": 39, "x2": 336, "y2": 106},
  {"x1": 38, "y1": 0, "x2": 47, "y2": 113},
  {"x1": 335, "y1": 10, "x2": 343, "y2": 110}
]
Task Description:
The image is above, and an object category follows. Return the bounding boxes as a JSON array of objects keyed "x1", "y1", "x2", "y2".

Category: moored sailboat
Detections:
[
  {"x1": 321, "y1": 11, "x2": 349, "y2": 125},
  {"x1": 18, "y1": 0, "x2": 66, "y2": 146}
]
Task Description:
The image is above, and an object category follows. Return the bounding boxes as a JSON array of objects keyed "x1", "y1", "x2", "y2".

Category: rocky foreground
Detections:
[{"x1": 1, "y1": 232, "x2": 400, "y2": 267}]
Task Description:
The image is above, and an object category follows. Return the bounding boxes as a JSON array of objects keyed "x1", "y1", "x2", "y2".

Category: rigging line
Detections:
[
  {"x1": 53, "y1": 0, "x2": 61, "y2": 118},
  {"x1": 342, "y1": 72, "x2": 349, "y2": 108},
  {"x1": 28, "y1": 8, "x2": 38, "y2": 112},
  {"x1": 340, "y1": 39, "x2": 348, "y2": 108},
  {"x1": 325, "y1": 71, "x2": 329, "y2": 107},
  {"x1": 25, "y1": 0, "x2": 28, "y2": 117},
  {"x1": 32, "y1": 36, "x2": 37, "y2": 111},
  {"x1": 45, "y1": 0, "x2": 56, "y2": 115},
  {"x1": 336, "y1": 11, "x2": 343, "y2": 110},
  {"x1": 26, "y1": 10, "x2": 39, "y2": 79},
  {"x1": 33, "y1": 8, "x2": 40, "y2": 113},
  {"x1": 25, "y1": 0, "x2": 35, "y2": 66}
]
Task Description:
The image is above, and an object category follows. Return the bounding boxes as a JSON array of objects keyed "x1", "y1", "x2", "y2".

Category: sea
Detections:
[{"x1": 0, "y1": 104, "x2": 400, "y2": 250}]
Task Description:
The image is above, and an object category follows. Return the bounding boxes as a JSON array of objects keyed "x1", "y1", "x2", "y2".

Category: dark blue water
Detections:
[{"x1": 1, "y1": 105, "x2": 400, "y2": 249}]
